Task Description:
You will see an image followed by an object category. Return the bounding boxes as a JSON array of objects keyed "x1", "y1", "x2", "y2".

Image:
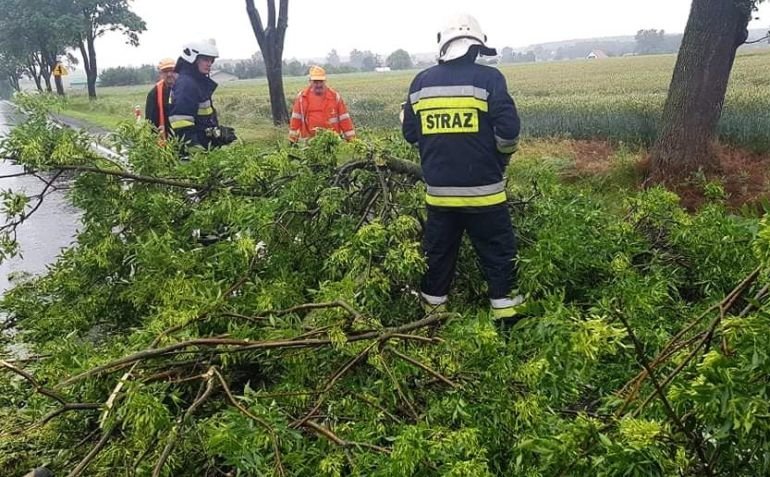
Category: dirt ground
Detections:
[{"x1": 563, "y1": 140, "x2": 770, "y2": 212}]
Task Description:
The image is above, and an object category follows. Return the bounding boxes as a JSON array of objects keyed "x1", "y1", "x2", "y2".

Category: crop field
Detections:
[{"x1": 58, "y1": 50, "x2": 770, "y2": 148}]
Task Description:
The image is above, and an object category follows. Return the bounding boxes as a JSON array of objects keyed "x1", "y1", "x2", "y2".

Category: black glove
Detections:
[{"x1": 205, "y1": 126, "x2": 237, "y2": 147}]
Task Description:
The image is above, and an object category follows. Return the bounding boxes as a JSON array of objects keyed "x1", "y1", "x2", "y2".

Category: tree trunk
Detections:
[
  {"x1": 54, "y1": 75, "x2": 65, "y2": 96},
  {"x1": 26, "y1": 65, "x2": 43, "y2": 93},
  {"x1": 37, "y1": 50, "x2": 54, "y2": 93},
  {"x1": 264, "y1": 51, "x2": 289, "y2": 124},
  {"x1": 649, "y1": 0, "x2": 751, "y2": 183},
  {"x1": 9, "y1": 75, "x2": 20, "y2": 92},
  {"x1": 86, "y1": 32, "x2": 98, "y2": 100},
  {"x1": 31, "y1": 53, "x2": 52, "y2": 93},
  {"x1": 25, "y1": 58, "x2": 43, "y2": 92},
  {"x1": 42, "y1": 74, "x2": 53, "y2": 93},
  {"x1": 78, "y1": 34, "x2": 98, "y2": 100},
  {"x1": 246, "y1": 0, "x2": 289, "y2": 125}
]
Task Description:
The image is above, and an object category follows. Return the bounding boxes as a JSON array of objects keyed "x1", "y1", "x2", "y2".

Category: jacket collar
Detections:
[{"x1": 301, "y1": 85, "x2": 335, "y2": 99}]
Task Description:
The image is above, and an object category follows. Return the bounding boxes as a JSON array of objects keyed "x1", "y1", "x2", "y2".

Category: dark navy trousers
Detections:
[{"x1": 421, "y1": 207, "x2": 517, "y2": 300}]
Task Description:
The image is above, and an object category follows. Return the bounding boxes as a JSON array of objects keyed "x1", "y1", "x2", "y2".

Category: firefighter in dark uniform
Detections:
[
  {"x1": 402, "y1": 14, "x2": 523, "y2": 319},
  {"x1": 169, "y1": 41, "x2": 236, "y2": 152}
]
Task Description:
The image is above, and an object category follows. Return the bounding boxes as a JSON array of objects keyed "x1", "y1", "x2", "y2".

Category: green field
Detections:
[{"x1": 58, "y1": 50, "x2": 770, "y2": 148}]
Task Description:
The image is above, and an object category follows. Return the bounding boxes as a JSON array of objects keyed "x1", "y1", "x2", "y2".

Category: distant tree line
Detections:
[
  {"x1": 95, "y1": 48, "x2": 416, "y2": 87},
  {"x1": 496, "y1": 29, "x2": 686, "y2": 63},
  {"x1": 218, "y1": 48, "x2": 417, "y2": 80},
  {"x1": 500, "y1": 47, "x2": 537, "y2": 64},
  {"x1": 99, "y1": 64, "x2": 157, "y2": 87},
  {"x1": 634, "y1": 29, "x2": 683, "y2": 55}
]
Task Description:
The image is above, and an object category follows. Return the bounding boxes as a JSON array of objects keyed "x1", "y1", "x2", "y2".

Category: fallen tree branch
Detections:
[
  {"x1": 380, "y1": 354, "x2": 419, "y2": 421},
  {"x1": 616, "y1": 331, "x2": 706, "y2": 416},
  {"x1": 50, "y1": 165, "x2": 263, "y2": 198},
  {"x1": 213, "y1": 368, "x2": 286, "y2": 477},
  {"x1": 383, "y1": 156, "x2": 422, "y2": 180},
  {"x1": 66, "y1": 426, "x2": 116, "y2": 477},
  {"x1": 37, "y1": 403, "x2": 101, "y2": 428},
  {"x1": 59, "y1": 313, "x2": 453, "y2": 388},
  {"x1": 354, "y1": 392, "x2": 403, "y2": 424},
  {"x1": 739, "y1": 284, "x2": 769, "y2": 317},
  {"x1": 376, "y1": 166, "x2": 391, "y2": 220},
  {"x1": 57, "y1": 165, "x2": 204, "y2": 190},
  {"x1": 254, "y1": 300, "x2": 363, "y2": 321},
  {"x1": 386, "y1": 346, "x2": 458, "y2": 389},
  {"x1": 156, "y1": 256, "x2": 262, "y2": 339},
  {"x1": 302, "y1": 419, "x2": 391, "y2": 454},
  {"x1": 1, "y1": 359, "x2": 68, "y2": 404},
  {"x1": 152, "y1": 369, "x2": 216, "y2": 477},
  {"x1": 618, "y1": 267, "x2": 760, "y2": 410},
  {"x1": 95, "y1": 256, "x2": 263, "y2": 425},
  {"x1": 0, "y1": 170, "x2": 63, "y2": 235},
  {"x1": 292, "y1": 341, "x2": 379, "y2": 429},
  {"x1": 333, "y1": 160, "x2": 368, "y2": 187},
  {"x1": 615, "y1": 311, "x2": 713, "y2": 477},
  {"x1": 333, "y1": 156, "x2": 423, "y2": 184},
  {"x1": 0, "y1": 171, "x2": 36, "y2": 179}
]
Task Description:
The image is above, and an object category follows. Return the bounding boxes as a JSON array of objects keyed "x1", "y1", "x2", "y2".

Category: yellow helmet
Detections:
[
  {"x1": 309, "y1": 65, "x2": 327, "y2": 81},
  {"x1": 158, "y1": 58, "x2": 176, "y2": 71}
]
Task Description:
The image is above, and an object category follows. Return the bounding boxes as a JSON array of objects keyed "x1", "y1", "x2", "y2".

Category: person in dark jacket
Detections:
[
  {"x1": 144, "y1": 57, "x2": 176, "y2": 139},
  {"x1": 402, "y1": 14, "x2": 523, "y2": 320},
  {"x1": 168, "y1": 41, "x2": 236, "y2": 151}
]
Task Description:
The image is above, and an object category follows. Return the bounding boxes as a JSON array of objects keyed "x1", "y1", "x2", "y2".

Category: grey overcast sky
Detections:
[{"x1": 95, "y1": 0, "x2": 770, "y2": 69}]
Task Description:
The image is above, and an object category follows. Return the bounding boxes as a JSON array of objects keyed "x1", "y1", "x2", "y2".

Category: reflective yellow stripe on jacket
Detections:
[
  {"x1": 198, "y1": 100, "x2": 214, "y2": 116},
  {"x1": 169, "y1": 114, "x2": 195, "y2": 129},
  {"x1": 410, "y1": 85, "x2": 490, "y2": 113},
  {"x1": 425, "y1": 181, "x2": 507, "y2": 207}
]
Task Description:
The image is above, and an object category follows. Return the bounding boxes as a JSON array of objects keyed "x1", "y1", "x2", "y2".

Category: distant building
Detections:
[
  {"x1": 374, "y1": 66, "x2": 391, "y2": 73},
  {"x1": 18, "y1": 72, "x2": 91, "y2": 92},
  {"x1": 210, "y1": 70, "x2": 238, "y2": 82},
  {"x1": 586, "y1": 50, "x2": 609, "y2": 60}
]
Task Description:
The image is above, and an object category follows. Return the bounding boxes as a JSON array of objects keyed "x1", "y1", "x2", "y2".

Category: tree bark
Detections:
[
  {"x1": 41, "y1": 49, "x2": 63, "y2": 96},
  {"x1": 42, "y1": 74, "x2": 53, "y2": 93},
  {"x1": 9, "y1": 75, "x2": 20, "y2": 92},
  {"x1": 78, "y1": 33, "x2": 98, "y2": 100},
  {"x1": 246, "y1": 0, "x2": 289, "y2": 125},
  {"x1": 265, "y1": 54, "x2": 288, "y2": 124},
  {"x1": 29, "y1": 54, "x2": 51, "y2": 92},
  {"x1": 25, "y1": 60, "x2": 43, "y2": 93},
  {"x1": 38, "y1": 50, "x2": 55, "y2": 93},
  {"x1": 54, "y1": 75, "x2": 65, "y2": 96},
  {"x1": 649, "y1": 0, "x2": 751, "y2": 183},
  {"x1": 86, "y1": 31, "x2": 98, "y2": 100}
]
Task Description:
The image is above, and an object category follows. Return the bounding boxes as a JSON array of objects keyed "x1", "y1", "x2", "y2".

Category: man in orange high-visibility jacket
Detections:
[
  {"x1": 144, "y1": 58, "x2": 177, "y2": 139},
  {"x1": 289, "y1": 65, "x2": 356, "y2": 143}
]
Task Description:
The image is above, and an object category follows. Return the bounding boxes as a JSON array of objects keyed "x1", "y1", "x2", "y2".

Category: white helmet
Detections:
[
  {"x1": 179, "y1": 41, "x2": 220, "y2": 64},
  {"x1": 437, "y1": 14, "x2": 497, "y2": 63}
]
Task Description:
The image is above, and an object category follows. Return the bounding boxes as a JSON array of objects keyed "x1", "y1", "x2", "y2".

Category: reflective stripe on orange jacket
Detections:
[
  {"x1": 289, "y1": 86, "x2": 356, "y2": 142},
  {"x1": 155, "y1": 80, "x2": 168, "y2": 140}
]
